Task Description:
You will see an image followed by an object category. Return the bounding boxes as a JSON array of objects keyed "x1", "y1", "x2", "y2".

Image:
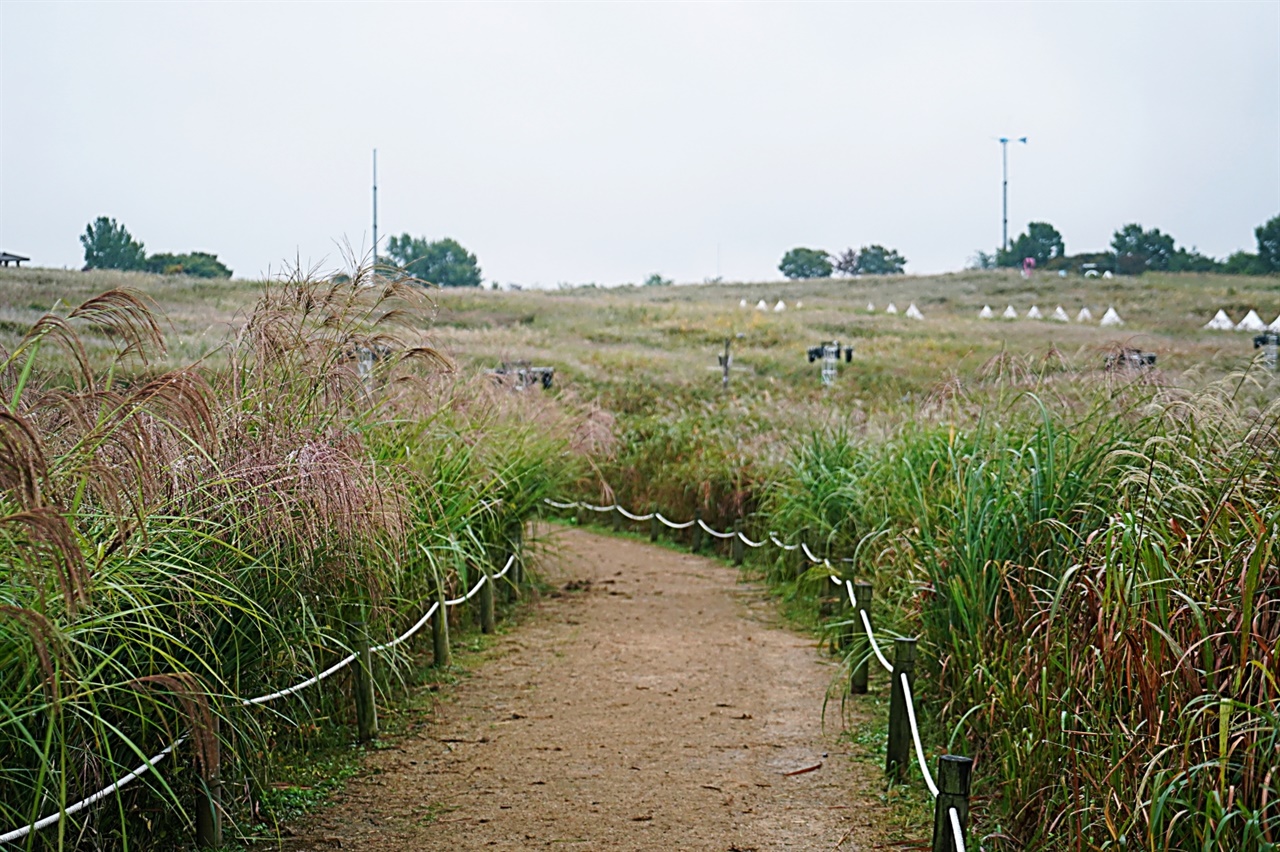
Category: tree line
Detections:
[
  {"x1": 81, "y1": 217, "x2": 233, "y2": 278},
  {"x1": 79, "y1": 219, "x2": 486, "y2": 287},
  {"x1": 779, "y1": 244, "x2": 908, "y2": 279},
  {"x1": 977, "y1": 215, "x2": 1279, "y2": 275}
]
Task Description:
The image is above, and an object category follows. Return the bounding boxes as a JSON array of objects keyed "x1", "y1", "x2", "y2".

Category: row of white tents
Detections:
[
  {"x1": 1202, "y1": 309, "x2": 1280, "y2": 332},
  {"x1": 978, "y1": 304, "x2": 1124, "y2": 326}
]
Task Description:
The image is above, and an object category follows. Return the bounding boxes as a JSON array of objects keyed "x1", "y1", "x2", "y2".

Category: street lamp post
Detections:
[{"x1": 999, "y1": 136, "x2": 1027, "y2": 251}]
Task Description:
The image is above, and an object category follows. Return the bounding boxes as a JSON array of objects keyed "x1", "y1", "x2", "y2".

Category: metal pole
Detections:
[
  {"x1": 372, "y1": 149, "x2": 378, "y2": 269},
  {"x1": 1001, "y1": 138, "x2": 1008, "y2": 251}
]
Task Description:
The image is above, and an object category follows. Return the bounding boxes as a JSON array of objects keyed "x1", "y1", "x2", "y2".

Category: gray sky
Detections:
[{"x1": 2, "y1": 1, "x2": 1277, "y2": 285}]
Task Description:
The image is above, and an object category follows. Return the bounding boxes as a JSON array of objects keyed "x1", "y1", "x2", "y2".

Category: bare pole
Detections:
[
  {"x1": 372, "y1": 149, "x2": 379, "y2": 270},
  {"x1": 1000, "y1": 138, "x2": 1008, "y2": 251}
]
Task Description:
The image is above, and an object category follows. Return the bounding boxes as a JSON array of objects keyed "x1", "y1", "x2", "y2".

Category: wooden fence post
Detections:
[
  {"x1": 352, "y1": 621, "x2": 378, "y2": 743},
  {"x1": 479, "y1": 566, "x2": 496, "y2": 634},
  {"x1": 886, "y1": 636, "x2": 918, "y2": 781},
  {"x1": 195, "y1": 713, "x2": 222, "y2": 849},
  {"x1": 732, "y1": 519, "x2": 744, "y2": 566},
  {"x1": 650, "y1": 506, "x2": 660, "y2": 542},
  {"x1": 432, "y1": 582, "x2": 452, "y2": 668},
  {"x1": 850, "y1": 581, "x2": 872, "y2": 694},
  {"x1": 576, "y1": 505, "x2": 587, "y2": 528},
  {"x1": 612, "y1": 505, "x2": 622, "y2": 532},
  {"x1": 931, "y1": 755, "x2": 973, "y2": 852},
  {"x1": 692, "y1": 509, "x2": 703, "y2": 553}
]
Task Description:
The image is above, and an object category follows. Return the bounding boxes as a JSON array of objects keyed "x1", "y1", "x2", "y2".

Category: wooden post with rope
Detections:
[
  {"x1": 886, "y1": 637, "x2": 917, "y2": 781},
  {"x1": 850, "y1": 581, "x2": 872, "y2": 694}
]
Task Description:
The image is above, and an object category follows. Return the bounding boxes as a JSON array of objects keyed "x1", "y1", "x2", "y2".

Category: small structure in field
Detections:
[
  {"x1": 490, "y1": 360, "x2": 555, "y2": 390},
  {"x1": 1002, "y1": 305, "x2": 1018, "y2": 319},
  {"x1": 1100, "y1": 307, "x2": 1124, "y2": 327},
  {"x1": 905, "y1": 303, "x2": 924, "y2": 320},
  {"x1": 1254, "y1": 331, "x2": 1279, "y2": 370},
  {"x1": 978, "y1": 305, "x2": 994, "y2": 319},
  {"x1": 739, "y1": 299, "x2": 747, "y2": 308},
  {"x1": 1236, "y1": 310, "x2": 1267, "y2": 332},
  {"x1": 1270, "y1": 314, "x2": 1280, "y2": 332},
  {"x1": 866, "y1": 302, "x2": 875, "y2": 312},
  {"x1": 1026, "y1": 305, "x2": 1043, "y2": 320},
  {"x1": 1077, "y1": 307, "x2": 1094, "y2": 322},
  {"x1": 774, "y1": 300, "x2": 786, "y2": 312},
  {"x1": 1051, "y1": 306, "x2": 1070, "y2": 322},
  {"x1": 0, "y1": 251, "x2": 29, "y2": 268},
  {"x1": 885, "y1": 302, "x2": 898, "y2": 315},
  {"x1": 1104, "y1": 348, "x2": 1156, "y2": 371},
  {"x1": 755, "y1": 299, "x2": 768, "y2": 311},
  {"x1": 1203, "y1": 310, "x2": 1235, "y2": 331}
]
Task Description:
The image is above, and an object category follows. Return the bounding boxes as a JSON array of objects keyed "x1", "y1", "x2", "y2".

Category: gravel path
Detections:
[{"x1": 284, "y1": 525, "x2": 887, "y2": 850}]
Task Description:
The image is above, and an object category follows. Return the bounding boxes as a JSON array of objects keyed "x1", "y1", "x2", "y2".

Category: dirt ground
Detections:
[{"x1": 283, "y1": 526, "x2": 889, "y2": 851}]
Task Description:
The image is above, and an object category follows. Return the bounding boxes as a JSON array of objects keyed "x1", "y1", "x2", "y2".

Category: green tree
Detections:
[
  {"x1": 852, "y1": 244, "x2": 907, "y2": 275},
  {"x1": 643, "y1": 273, "x2": 673, "y2": 286},
  {"x1": 779, "y1": 247, "x2": 832, "y2": 279},
  {"x1": 384, "y1": 235, "x2": 482, "y2": 287},
  {"x1": 1167, "y1": 247, "x2": 1222, "y2": 273},
  {"x1": 80, "y1": 216, "x2": 146, "y2": 271},
  {"x1": 1255, "y1": 214, "x2": 1280, "y2": 273},
  {"x1": 145, "y1": 251, "x2": 232, "y2": 278},
  {"x1": 997, "y1": 222, "x2": 1064, "y2": 267},
  {"x1": 1224, "y1": 250, "x2": 1266, "y2": 275},
  {"x1": 1110, "y1": 223, "x2": 1175, "y2": 273}
]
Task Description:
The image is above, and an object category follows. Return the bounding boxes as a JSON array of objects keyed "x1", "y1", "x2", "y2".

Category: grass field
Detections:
[{"x1": 1, "y1": 263, "x2": 1278, "y2": 850}]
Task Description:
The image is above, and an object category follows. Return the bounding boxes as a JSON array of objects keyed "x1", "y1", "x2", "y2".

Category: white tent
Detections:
[
  {"x1": 1077, "y1": 307, "x2": 1094, "y2": 322},
  {"x1": 739, "y1": 299, "x2": 747, "y2": 309},
  {"x1": 1100, "y1": 307, "x2": 1124, "y2": 327},
  {"x1": 1270, "y1": 314, "x2": 1280, "y2": 332},
  {"x1": 1002, "y1": 305, "x2": 1018, "y2": 319},
  {"x1": 1027, "y1": 306, "x2": 1043, "y2": 320},
  {"x1": 886, "y1": 302, "x2": 898, "y2": 314},
  {"x1": 905, "y1": 303, "x2": 924, "y2": 320},
  {"x1": 795, "y1": 301, "x2": 803, "y2": 309},
  {"x1": 1103, "y1": 271, "x2": 1114, "y2": 279},
  {"x1": 755, "y1": 299, "x2": 767, "y2": 311},
  {"x1": 1236, "y1": 309, "x2": 1267, "y2": 331},
  {"x1": 1051, "y1": 306, "x2": 1070, "y2": 322},
  {"x1": 773, "y1": 300, "x2": 787, "y2": 312},
  {"x1": 866, "y1": 302, "x2": 875, "y2": 312},
  {"x1": 978, "y1": 305, "x2": 994, "y2": 319},
  {"x1": 1203, "y1": 310, "x2": 1235, "y2": 331}
]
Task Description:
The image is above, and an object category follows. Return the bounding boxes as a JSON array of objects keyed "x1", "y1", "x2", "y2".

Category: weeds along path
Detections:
[{"x1": 285, "y1": 526, "x2": 887, "y2": 851}]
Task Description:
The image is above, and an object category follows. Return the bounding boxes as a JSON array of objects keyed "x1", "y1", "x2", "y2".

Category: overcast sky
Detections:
[{"x1": 2, "y1": 1, "x2": 1277, "y2": 285}]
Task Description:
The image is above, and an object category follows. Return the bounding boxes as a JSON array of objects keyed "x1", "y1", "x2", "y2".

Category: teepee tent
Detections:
[
  {"x1": 978, "y1": 305, "x2": 994, "y2": 319},
  {"x1": 1027, "y1": 306, "x2": 1043, "y2": 320},
  {"x1": 1100, "y1": 307, "x2": 1124, "y2": 327},
  {"x1": 1077, "y1": 307, "x2": 1093, "y2": 322},
  {"x1": 773, "y1": 300, "x2": 787, "y2": 312},
  {"x1": 1270, "y1": 314, "x2": 1280, "y2": 332},
  {"x1": 739, "y1": 299, "x2": 747, "y2": 308},
  {"x1": 1051, "y1": 306, "x2": 1070, "y2": 322},
  {"x1": 1236, "y1": 310, "x2": 1266, "y2": 331},
  {"x1": 1002, "y1": 305, "x2": 1018, "y2": 319},
  {"x1": 905, "y1": 303, "x2": 924, "y2": 320},
  {"x1": 885, "y1": 303, "x2": 898, "y2": 314},
  {"x1": 866, "y1": 303, "x2": 875, "y2": 312},
  {"x1": 1203, "y1": 310, "x2": 1235, "y2": 331},
  {"x1": 755, "y1": 299, "x2": 767, "y2": 311}
]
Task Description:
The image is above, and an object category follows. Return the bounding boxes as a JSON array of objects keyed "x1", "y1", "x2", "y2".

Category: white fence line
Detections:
[{"x1": 2, "y1": 552, "x2": 520, "y2": 845}]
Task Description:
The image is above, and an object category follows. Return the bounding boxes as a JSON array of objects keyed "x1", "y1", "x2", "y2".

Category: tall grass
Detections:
[
  {"x1": 0, "y1": 266, "x2": 586, "y2": 849},
  {"x1": 762, "y1": 356, "x2": 1280, "y2": 849}
]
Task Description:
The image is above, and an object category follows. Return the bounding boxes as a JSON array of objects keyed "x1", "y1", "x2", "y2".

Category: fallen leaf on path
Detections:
[{"x1": 781, "y1": 762, "x2": 823, "y2": 776}]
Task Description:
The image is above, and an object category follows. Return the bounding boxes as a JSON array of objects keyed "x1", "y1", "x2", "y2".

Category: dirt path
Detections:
[{"x1": 285, "y1": 526, "x2": 888, "y2": 850}]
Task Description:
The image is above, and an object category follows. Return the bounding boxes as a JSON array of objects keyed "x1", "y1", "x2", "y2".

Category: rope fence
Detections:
[
  {"x1": 546, "y1": 497, "x2": 976, "y2": 852},
  {"x1": 1, "y1": 551, "x2": 522, "y2": 848}
]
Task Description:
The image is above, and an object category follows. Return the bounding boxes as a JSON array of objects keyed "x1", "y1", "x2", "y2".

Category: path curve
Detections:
[{"x1": 286, "y1": 526, "x2": 886, "y2": 850}]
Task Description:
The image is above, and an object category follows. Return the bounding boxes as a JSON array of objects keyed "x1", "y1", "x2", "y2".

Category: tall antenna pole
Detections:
[
  {"x1": 372, "y1": 149, "x2": 379, "y2": 270},
  {"x1": 1000, "y1": 138, "x2": 1008, "y2": 251},
  {"x1": 999, "y1": 136, "x2": 1027, "y2": 252}
]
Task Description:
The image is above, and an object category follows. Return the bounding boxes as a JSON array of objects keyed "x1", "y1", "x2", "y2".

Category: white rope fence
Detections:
[
  {"x1": 1, "y1": 552, "x2": 520, "y2": 846},
  {"x1": 546, "y1": 497, "x2": 974, "y2": 851}
]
